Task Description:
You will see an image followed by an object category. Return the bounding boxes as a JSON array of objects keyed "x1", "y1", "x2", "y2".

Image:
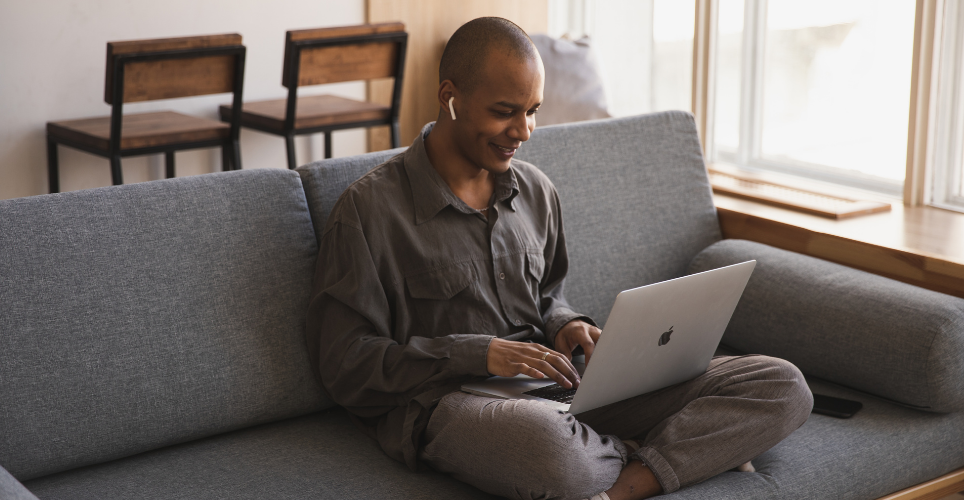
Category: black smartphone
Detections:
[{"x1": 812, "y1": 394, "x2": 863, "y2": 418}]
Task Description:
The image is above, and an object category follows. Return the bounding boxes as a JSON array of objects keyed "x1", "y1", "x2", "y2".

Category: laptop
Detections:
[{"x1": 460, "y1": 260, "x2": 756, "y2": 414}]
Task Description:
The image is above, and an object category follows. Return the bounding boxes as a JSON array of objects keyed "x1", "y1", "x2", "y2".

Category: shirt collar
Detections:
[{"x1": 405, "y1": 122, "x2": 520, "y2": 225}]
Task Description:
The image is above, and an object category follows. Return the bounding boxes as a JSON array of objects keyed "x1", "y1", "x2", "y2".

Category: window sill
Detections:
[{"x1": 714, "y1": 193, "x2": 964, "y2": 299}]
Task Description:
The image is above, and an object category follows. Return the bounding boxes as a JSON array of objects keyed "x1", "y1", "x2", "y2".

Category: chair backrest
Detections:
[
  {"x1": 298, "y1": 112, "x2": 722, "y2": 324},
  {"x1": 105, "y1": 33, "x2": 245, "y2": 104},
  {"x1": 282, "y1": 22, "x2": 407, "y2": 88}
]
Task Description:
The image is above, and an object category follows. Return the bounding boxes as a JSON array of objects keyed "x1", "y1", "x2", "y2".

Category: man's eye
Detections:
[
  {"x1": 496, "y1": 111, "x2": 513, "y2": 118},
  {"x1": 527, "y1": 109, "x2": 540, "y2": 116}
]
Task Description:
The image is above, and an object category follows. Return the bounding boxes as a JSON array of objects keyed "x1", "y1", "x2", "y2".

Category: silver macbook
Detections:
[{"x1": 460, "y1": 261, "x2": 756, "y2": 414}]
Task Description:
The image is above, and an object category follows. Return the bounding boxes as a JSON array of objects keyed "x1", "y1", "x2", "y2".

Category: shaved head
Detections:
[{"x1": 439, "y1": 17, "x2": 540, "y2": 94}]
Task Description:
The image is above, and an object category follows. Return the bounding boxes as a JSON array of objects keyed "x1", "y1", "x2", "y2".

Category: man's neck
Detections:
[{"x1": 424, "y1": 119, "x2": 495, "y2": 211}]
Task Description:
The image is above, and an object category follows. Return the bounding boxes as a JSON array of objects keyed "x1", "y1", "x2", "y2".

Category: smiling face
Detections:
[{"x1": 448, "y1": 50, "x2": 544, "y2": 174}]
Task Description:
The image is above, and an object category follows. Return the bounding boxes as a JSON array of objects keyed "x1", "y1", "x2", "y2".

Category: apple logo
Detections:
[{"x1": 658, "y1": 326, "x2": 673, "y2": 346}]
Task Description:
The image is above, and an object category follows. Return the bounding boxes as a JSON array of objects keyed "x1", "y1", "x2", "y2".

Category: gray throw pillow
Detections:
[{"x1": 530, "y1": 34, "x2": 612, "y2": 126}]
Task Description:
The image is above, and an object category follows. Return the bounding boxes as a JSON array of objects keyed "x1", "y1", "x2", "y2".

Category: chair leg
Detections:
[
  {"x1": 285, "y1": 135, "x2": 297, "y2": 170},
  {"x1": 110, "y1": 155, "x2": 123, "y2": 185},
  {"x1": 47, "y1": 136, "x2": 59, "y2": 194},
  {"x1": 390, "y1": 121, "x2": 401, "y2": 149},
  {"x1": 165, "y1": 151, "x2": 175, "y2": 179},
  {"x1": 324, "y1": 131, "x2": 333, "y2": 159},
  {"x1": 232, "y1": 138, "x2": 242, "y2": 171},
  {"x1": 221, "y1": 144, "x2": 232, "y2": 172}
]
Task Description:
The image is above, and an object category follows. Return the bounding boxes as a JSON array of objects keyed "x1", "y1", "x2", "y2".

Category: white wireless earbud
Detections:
[{"x1": 448, "y1": 96, "x2": 457, "y2": 121}]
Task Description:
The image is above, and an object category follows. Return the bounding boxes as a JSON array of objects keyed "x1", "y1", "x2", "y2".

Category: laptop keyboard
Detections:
[{"x1": 524, "y1": 383, "x2": 577, "y2": 404}]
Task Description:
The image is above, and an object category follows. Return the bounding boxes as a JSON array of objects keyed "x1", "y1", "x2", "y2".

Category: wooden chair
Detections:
[
  {"x1": 219, "y1": 23, "x2": 407, "y2": 170},
  {"x1": 46, "y1": 34, "x2": 246, "y2": 193}
]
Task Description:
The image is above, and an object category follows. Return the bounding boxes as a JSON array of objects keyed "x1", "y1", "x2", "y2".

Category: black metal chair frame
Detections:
[
  {"x1": 47, "y1": 45, "x2": 246, "y2": 193},
  {"x1": 232, "y1": 31, "x2": 407, "y2": 170}
]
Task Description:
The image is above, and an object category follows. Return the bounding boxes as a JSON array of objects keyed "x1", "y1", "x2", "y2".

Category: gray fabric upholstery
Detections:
[
  {"x1": 0, "y1": 466, "x2": 38, "y2": 500},
  {"x1": 662, "y1": 377, "x2": 964, "y2": 500},
  {"x1": 530, "y1": 34, "x2": 612, "y2": 126},
  {"x1": 0, "y1": 170, "x2": 329, "y2": 481},
  {"x1": 299, "y1": 113, "x2": 720, "y2": 325},
  {"x1": 297, "y1": 147, "x2": 406, "y2": 244},
  {"x1": 24, "y1": 410, "x2": 497, "y2": 500},
  {"x1": 24, "y1": 381, "x2": 964, "y2": 500},
  {"x1": 688, "y1": 239, "x2": 964, "y2": 413},
  {"x1": 516, "y1": 112, "x2": 721, "y2": 323}
]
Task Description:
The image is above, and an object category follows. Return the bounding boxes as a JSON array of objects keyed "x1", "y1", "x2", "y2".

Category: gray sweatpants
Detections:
[{"x1": 420, "y1": 355, "x2": 813, "y2": 500}]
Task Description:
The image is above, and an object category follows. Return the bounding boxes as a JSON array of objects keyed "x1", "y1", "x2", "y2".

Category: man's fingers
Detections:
[
  {"x1": 580, "y1": 330, "x2": 597, "y2": 365},
  {"x1": 534, "y1": 359, "x2": 573, "y2": 388},
  {"x1": 546, "y1": 351, "x2": 580, "y2": 386},
  {"x1": 581, "y1": 338, "x2": 595, "y2": 363},
  {"x1": 515, "y1": 362, "x2": 544, "y2": 379},
  {"x1": 589, "y1": 326, "x2": 602, "y2": 343},
  {"x1": 558, "y1": 339, "x2": 574, "y2": 361}
]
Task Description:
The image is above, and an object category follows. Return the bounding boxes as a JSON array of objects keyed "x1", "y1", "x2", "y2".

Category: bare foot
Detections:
[{"x1": 604, "y1": 460, "x2": 662, "y2": 500}]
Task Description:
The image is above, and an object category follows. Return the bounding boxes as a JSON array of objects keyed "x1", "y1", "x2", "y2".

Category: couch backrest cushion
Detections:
[
  {"x1": 298, "y1": 147, "x2": 406, "y2": 242},
  {"x1": 298, "y1": 112, "x2": 720, "y2": 326},
  {"x1": 689, "y1": 239, "x2": 964, "y2": 413},
  {"x1": 516, "y1": 112, "x2": 721, "y2": 323},
  {"x1": 0, "y1": 169, "x2": 328, "y2": 480}
]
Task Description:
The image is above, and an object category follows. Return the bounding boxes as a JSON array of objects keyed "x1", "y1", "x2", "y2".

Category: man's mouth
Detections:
[{"x1": 491, "y1": 143, "x2": 518, "y2": 158}]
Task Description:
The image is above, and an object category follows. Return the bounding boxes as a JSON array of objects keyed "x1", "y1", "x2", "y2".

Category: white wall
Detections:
[{"x1": 0, "y1": 0, "x2": 368, "y2": 200}]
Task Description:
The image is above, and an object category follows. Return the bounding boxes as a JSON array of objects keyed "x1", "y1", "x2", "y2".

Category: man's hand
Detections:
[
  {"x1": 486, "y1": 338, "x2": 581, "y2": 388},
  {"x1": 553, "y1": 319, "x2": 602, "y2": 365}
]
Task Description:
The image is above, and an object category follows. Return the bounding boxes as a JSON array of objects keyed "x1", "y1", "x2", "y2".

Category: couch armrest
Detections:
[
  {"x1": 0, "y1": 464, "x2": 38, "y2": 500},
  {"x1": 688, "y1": 239, "x2": 964, "y2": 412}
]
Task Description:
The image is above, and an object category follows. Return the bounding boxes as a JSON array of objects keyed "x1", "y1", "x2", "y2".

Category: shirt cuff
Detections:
[
  {"x1": 544, "y1": 307, "x2": 597, "y2": 348},
  {"x1": 449, "y1": 334, "x2": 496, "y2": 377}
]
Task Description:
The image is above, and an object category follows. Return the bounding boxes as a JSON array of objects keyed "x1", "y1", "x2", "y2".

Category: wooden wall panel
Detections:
[{"x1": 366, "y1": 0, "x2": 548, "y2": 151}]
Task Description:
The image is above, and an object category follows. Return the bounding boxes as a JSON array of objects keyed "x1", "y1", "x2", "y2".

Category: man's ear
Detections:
[{"x1": 438, "y1": 80, "x2": 458, "y2": 122}]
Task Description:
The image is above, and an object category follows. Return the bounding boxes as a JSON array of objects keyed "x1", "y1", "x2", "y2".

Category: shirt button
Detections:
[
  {"x1": 499, "y1": 272, "x2": 505, "y2": 280},
  {"x1": 514, "y1": 319, "x2": 521, "y2": 325}
]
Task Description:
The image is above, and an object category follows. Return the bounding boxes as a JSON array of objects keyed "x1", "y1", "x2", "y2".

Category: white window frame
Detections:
[{"x1": 925, "y1": 0, "x2": 964, "y2": 212}]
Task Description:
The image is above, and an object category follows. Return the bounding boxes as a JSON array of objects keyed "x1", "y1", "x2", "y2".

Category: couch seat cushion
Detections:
[
  {"x1": 25, "y1": 380, "x2": 964, "y2": 500},
  {"x1": 664, "y1": 377, "x2": 964, "y2": 500},
  {"x1": 24, "y1": 409, "x2": 496, "y2": 500}
]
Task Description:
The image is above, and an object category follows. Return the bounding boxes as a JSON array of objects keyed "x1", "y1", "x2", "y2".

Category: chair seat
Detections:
[
  {"x1": 47, "y1": 111, "x2": 230, "y2": 152},
  {"x1": 219, "y1": 94, "x2": 391, "y2": 133}
]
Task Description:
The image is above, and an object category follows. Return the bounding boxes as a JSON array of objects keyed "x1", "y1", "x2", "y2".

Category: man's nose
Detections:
[{"x1": 507, "y1": 113, "x2": 532, "y2": 142}]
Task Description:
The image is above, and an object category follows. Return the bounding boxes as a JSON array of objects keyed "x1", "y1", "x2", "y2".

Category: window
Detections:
[
  {"x1": 709, "y1": 0, "x2": 916, "y2": 197},
  {"x1": 547, "y1": 0, "x2": 694, "y2": 117},
  {"x1": 549, "y1": 1, "x2": 964, "y2": 212}
]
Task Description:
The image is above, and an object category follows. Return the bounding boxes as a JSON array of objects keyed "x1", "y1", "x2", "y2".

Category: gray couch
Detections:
[{"x1": 2, "y1": 112, "x2": 962, "y2": 500}]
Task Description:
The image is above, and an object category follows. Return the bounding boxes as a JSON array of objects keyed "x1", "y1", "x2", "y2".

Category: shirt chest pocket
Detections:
[
  {"x1": 524, "y1": 252, "x2": 546, "y2": 302},
  {"x1": 405, "y1": 264, "x2": 488, "y2": 335}
]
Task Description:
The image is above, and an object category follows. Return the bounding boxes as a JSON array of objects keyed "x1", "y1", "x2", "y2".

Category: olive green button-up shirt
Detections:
[{"x1": 306, "y1": 123, "x2": 590, "y2": 470}]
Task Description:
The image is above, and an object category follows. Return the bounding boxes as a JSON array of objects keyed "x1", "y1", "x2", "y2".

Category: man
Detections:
[{"x1": 306, "y1": 17, "x2": 812, "y2": 500}]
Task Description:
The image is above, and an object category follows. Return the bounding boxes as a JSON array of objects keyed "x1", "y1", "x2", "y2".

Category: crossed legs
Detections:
[{"x1": 420, "y1": 355, "x2": 813, "y2": 500}]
